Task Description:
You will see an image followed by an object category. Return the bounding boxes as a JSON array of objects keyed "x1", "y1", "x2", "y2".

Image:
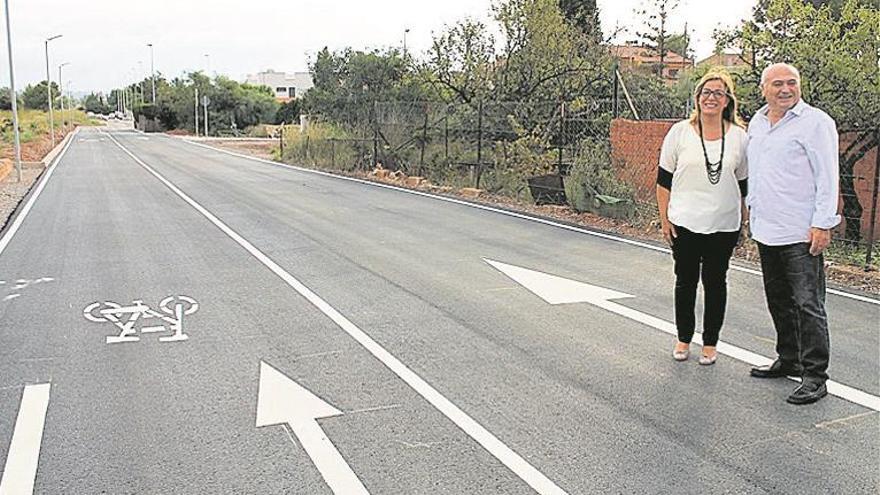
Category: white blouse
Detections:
[{"x1": 659, "y1": 120, "x2": 748, "y2": 234}]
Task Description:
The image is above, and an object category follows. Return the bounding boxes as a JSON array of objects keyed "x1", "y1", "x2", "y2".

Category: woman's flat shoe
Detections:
[
  {"x1": 699, "y1": 354, "x2": 717, "y2": 365},
  {"x1": 673, "y1": 349, "x2": 690, "y2": 361}
]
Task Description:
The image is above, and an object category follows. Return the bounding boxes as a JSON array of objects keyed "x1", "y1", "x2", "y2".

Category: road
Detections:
[{"x1": 0, "y1": 126, "x2": 877, "y2": 494}]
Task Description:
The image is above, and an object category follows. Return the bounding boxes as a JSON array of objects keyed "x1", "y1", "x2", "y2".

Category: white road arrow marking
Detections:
[
  {"x1": 483, "y1": 259, "x2": 633, "y2": 304},
  {"x1": 106, "y1": 133, "x2": 569, "y2": 495},
  {"x1": 256, "y1": 361, "x2": 368, "y2": 495},
  {"x1": 485, "y1": 259, "x2": 880, "y2": 412},
  {"x1": 0, "y1": 384, "x2": 51, "y2": 495}
]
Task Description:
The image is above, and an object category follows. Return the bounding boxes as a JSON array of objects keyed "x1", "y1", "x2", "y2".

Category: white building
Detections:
[{"x1": 244, "y1": 69, "x2": 314, "y2": 101}]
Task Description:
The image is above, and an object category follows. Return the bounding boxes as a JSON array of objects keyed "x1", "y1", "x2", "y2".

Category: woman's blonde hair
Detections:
[{"x1": 688, "y1": 67, "x2": 745, "y2": 128}]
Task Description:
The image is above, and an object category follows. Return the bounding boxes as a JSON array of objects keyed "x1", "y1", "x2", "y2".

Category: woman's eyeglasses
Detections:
[{"x1": 699, "y1": 89, "x2": 730, "y2": 100}]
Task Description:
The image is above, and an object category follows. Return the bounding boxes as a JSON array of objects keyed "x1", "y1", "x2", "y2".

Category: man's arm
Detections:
[{"x1": 805, "y1": 114, "x2": 840, "y2": 255}]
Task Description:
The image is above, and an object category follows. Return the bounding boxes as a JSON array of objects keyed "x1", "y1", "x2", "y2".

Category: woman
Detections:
[{"x1": 656, "y1": 68, "x2": 748, "y2": 365}]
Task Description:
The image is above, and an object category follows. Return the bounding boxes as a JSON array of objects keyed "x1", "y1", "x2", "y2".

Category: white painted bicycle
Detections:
[{"x1": 83, "y1": 295, "x2": 199, "y2": 344}]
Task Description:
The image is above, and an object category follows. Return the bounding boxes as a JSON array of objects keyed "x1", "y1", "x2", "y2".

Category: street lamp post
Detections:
[
  {"x1": 3, "y1": 0, "x2": 21, "y2": 181},
  {"x1": 147, "y1": 43, "x2": 156, "y2": 103},
  {"x1": 44, "y1": 34, "x2": 62, "y2": 147},
  {"x1": 204, "y1": 53, "x2": 210, "y2": 74},
  {"x1": 137, "y1": 61, "x2": 144, "y2": 106},
  {"x1": 403, "y1": 28, "x2": 410, "y2": 60},
  {"x1": 65, "y1": 80, "x2": 72, "y2": 131},
  {"x1": 58, "y1": 62, "x2": 69, "y2": 133}
]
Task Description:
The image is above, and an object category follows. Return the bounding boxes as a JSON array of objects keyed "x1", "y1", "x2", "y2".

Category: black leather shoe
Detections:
[
  {"x1": 787, "y1": 380, "x2": 828, "y2": 405},
  {"x1": 750, "y1": 359, "x2": 801, "y2": 378}
]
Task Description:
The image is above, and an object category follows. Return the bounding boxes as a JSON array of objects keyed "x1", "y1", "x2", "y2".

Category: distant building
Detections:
[
  {"x1": 609, "y1": 44, "x2": 693, "y2": 81},
  {"x1": 696, "y1": 51, "x2": 752, "y2": 70},
  {"x1": 244, "y1": 70, "x2": 314, "y2": 101}
]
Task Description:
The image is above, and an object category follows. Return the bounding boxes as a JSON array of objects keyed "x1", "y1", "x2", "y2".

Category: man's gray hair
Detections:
[{"x1": 760, "y1": 63, "x2": 801, "y2": 86}]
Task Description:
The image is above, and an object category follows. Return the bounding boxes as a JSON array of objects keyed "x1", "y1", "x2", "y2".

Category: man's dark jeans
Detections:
[{"x1": 757, "y1": 242, "x2": 830, "y2": 381}]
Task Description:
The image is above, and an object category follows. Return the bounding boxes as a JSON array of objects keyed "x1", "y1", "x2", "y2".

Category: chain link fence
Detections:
[{"x1": 280, "y1": 99, "x2": 879, "y2": 269}]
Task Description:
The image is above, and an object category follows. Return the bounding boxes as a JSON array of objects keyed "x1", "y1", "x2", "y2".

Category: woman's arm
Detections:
[{"x1": 656, "y1": 184, "x2": 676, "y2": 246}]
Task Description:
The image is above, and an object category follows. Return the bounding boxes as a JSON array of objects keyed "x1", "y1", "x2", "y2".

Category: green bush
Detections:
[{"x1": 565, "y1": 140, "x2": 636, "y2": 219}]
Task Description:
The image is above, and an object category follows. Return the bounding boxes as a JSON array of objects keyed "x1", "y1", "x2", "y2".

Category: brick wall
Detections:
[
  {"x1": 609, "y1": 119, "x2": 674, "y2": 204},
  {"x1": 610, "y1": 119, "x2": 880, "y2": 240},
  {"x1": 839, "y1": 131, "x2": 880, "y2": 240}
]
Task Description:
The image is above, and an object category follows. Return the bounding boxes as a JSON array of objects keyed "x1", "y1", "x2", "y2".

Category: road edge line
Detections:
[
  {"x1": 0, "y1": 127, "x2": 79, "y2": 258},
  {"x1": 105, "y1": 131, "x2": 570, "y2": 495},
  {"x1": 172, "y1": 136, "x2": 879, "y2": 306}
]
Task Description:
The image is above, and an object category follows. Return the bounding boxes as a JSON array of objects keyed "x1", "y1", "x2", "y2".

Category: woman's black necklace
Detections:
[{"x1": 698, "y1": 118, "x2": 725, "y2": 185}]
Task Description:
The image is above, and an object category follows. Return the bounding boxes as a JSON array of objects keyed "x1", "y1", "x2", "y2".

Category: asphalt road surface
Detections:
[{"x1": 0, "y1": 127, "x2": 877, "y2": 494}]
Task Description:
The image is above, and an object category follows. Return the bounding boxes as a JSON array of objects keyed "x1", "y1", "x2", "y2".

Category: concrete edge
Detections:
[{"x1": 167, "y1": 133, "x2": 880, "y2": 305}]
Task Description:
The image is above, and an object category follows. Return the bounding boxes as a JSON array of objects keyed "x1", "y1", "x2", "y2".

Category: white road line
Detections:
[
  {"x1": 486, "y1": 258, "x2": 880, "y2": 412},
  {"x1": 0, "y1": 383, "x2": 51, "y2": 495},
  {"x1": 176, "y1": 136, "x2": 880, "y2": 306},
  {"x1": 596, "y1": 299, "x2": 880, "y2": 412},
  {"x1": 0, "y1": 128, "x2": 78, "y2": 258},
  {"x1": 104, "y1": 131, "x2": 569, "y2": 495}
]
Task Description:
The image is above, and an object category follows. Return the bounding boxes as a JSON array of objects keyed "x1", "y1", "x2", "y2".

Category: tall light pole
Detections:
[
  {"x1": 204, "y1": 53, "x2": 210, "y2": 74},
  {"x1": 147, "y1": 43, "x2": 156, "y2": 103},
  {"x1": 137, "y1": 61, "x2": 144, "y2": 106},
  {"x1": 57, "y1": 62, "x2": 69, "y2": 133},
  {"x1": 403, "y1": 28, "x2": 410, "y2": 60},
  {"x1": 65, "y1": 80, "x2": 73, "y2": 131},
  {"x1": 4, "y1": 0, "x2": 21, "y2": 181},
  {"x1": 44, "y1": 34, "x2": 62, "y2": 147}
]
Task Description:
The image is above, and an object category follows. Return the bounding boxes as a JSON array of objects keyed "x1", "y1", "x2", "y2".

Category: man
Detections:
[{"x1": 746, "y1": 63, "x2": 839, "y2": 405}]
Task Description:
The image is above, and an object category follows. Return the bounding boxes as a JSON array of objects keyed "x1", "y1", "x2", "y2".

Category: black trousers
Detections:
[
  {"x1": 671, "y1": 226, "x2": 739, "y2": 346},
  {"x1": 757, "y1": 242, "x2": 830, "y2": 381}
]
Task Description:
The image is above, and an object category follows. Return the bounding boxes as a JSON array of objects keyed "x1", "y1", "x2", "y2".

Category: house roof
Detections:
[{"x1": 608, "y1": 45, "x2": 692, "y2": 64}]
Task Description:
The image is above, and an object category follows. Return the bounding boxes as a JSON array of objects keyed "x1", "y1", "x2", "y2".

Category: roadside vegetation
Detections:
[
  {"x1": 282, "y1": 0, "x2": 879, "y2": 272},
  {"x1": 0, "y1": 109, "x2": 94, "y2": 162}
]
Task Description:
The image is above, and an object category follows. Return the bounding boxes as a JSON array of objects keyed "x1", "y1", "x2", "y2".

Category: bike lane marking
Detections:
[
  {"x1": 0, "y1": 384, "x2": 51, "y2": 495},
  {"x1": 0, "y1": 132, "x2": 75, "y2": 494},
  {"x1": 103, "y1": 131, "x2": 569, "y2": 494}
]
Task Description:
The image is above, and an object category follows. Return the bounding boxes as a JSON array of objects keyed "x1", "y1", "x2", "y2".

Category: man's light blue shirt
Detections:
[{"x1": 746, "y1": 100, "x2": 840, "y2": 246}]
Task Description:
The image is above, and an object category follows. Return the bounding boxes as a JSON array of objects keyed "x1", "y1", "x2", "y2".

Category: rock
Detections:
[
  {"x1": 405, "y1": 176, "x2": 425, "y2": 187},
  {"x1": 460, "y1": 187, "x2": 483, "y2": 198}
]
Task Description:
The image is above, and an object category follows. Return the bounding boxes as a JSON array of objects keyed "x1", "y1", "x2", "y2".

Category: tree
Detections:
[
  {"x1": 635, "y1": 0, "x2": 680, "y2": 76},
  {"x1": 21, "y1": 81, "x2": 59, "y2": 110},
  {"x1": 275, "y1": 99, "x2": 301, "y2": 124},
  {"x1": 426, "y1": 0, "x2": 610, "y2": 105},
  {"x1": 664, "y1": 27, "x2": 692, "y2": 60},
  {"x1": 82, "y1": 92, "x2": 111, "y2": 114},
  {"x1": 426, "y1": 19, "x2": 497, "y2": 103},
  {"x1": 127, "y1": 71, "x2": 280, "y2": 135},
  {"x1": 558, "y1": 0, "x2": 602, "y2": 42},
  {"x1": 0, "y1": 87, "x2": 21, "y2": 111},
  {"x1": 716, "y1": 0, "x2": 880, "y2": 242},
  {"x1": 303, "y1": 47, "x2": 428, "y2": 125},
  {"x1": 493, "y1": 0, "x2": 610, "y2": 101}
]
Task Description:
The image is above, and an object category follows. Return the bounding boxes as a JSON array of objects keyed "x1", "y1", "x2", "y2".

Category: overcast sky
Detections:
[{"x1": 1, "y1": 0, "x2": 757, "y2": 93}]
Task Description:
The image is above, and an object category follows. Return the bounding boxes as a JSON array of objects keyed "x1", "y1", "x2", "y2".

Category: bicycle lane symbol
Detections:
[{"x1": 83, "y1": 295, "x2": 199, "y2": 344}]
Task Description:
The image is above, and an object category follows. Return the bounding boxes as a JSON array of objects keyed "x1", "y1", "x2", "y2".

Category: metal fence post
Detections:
[
  {"x1": 558, "y1": 101, "x2": 565, "y2": 174},
  {"x1": 419, "y1": 104, "x2": 428, "y2": 176},
  {"x1": 305, "y1": 135, "x2": 310, "y2": 163},
  {"x1": 865, "y1": 128, "x2": 880, "y2": 269},
  {"x1": 279, "y1": 123, "x2": 284, "y2": 158},
  {"x1": 444, "y1": 110, "x2": 449, "y2": 164},
  {"x1": 330, "y1": 138, "x2": 336, "y2": 170},
  {"x1": 475, "y1": 100, "x2": 483, "y2": 188},
  {"x1": 372, "y1": 101, "x2": 379, "y2": 169},
  {"x1": 612, "y1": 61, "x2": 619, "y2": 119}
]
